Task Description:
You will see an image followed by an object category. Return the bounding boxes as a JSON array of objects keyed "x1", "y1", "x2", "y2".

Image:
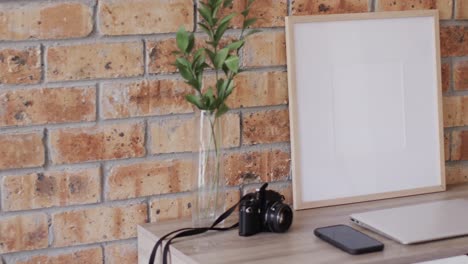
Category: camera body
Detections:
[{"x1": 239, "y1": 183, "x2": 293, "y2": 236}]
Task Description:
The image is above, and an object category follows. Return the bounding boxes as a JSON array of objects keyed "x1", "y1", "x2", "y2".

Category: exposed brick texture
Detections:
[
  {"x1": 292, "y1": 0, "x2": 369, "y2": 15},
  {"x1": 99, "y1": 0, "x2": 194, "y2": 35},
  {"x1": 0, "y1": 47, "x2": 41, "y2": 84},
  {"x1": 106, "y1": 159, "x2": 192, "y2": 200},
  {"x1": 224, "y1": 149, "x2": 291, "y2": 186},
  {"x1": 50, "y1": 123, "x2": 145, "y2": 164},
  {"x1": 150, "y1": 113, "x2": 241, "y2": 154},
  {"x1": 443, "y1": 96, "x2": 468, "y2": 127},
  {"x1": 0, "y1": 213, "x2": 48, "y2": 254},
  {"x1": 105, "y1": 242, "x2": 138, "y2": 264},
  {"x1": 243, "y1": 109, "x2": 290, "y2": 145},
  {"x1": 150, "y1": 195, "x2": 192, "y2": 222},
  {"x1": 0, "y1": 86, "x2": 96, "y2": 127},
  {"x1": 376, "y1": 0, "x2": 453, "y2": 19},
  {"x1": 454, "y1": 61, "x2": 468, "y2": 91},
  {"x1": 101, "y1": 79, "x2": 193, "y2": 119},
  {"x1": 0, "y1": 132, "x2": 44, "y2": 170},
  {"x1": 2, "y1": 167, "x2": 101, "y2": 211},
  {"x1": 0, "y1": 0, "x2": 467, "y2": 261},
  {"x1": 451, "y1": 130, "x2": 468, "y2": 160},
  {"x1": 147, "y1": 36, "x2": 234, "y2": 75},
  {"x1": 47, "y1": 42, "x2": 144, "y2": 81},
  {"x1": 456, "y1": 0, "x2": 468, "y2": 19},
  {"x1": 226, "y1": 71, "x2": 288, "y2": 108},
  {"x1": 442, "y1": 63, "x2": 451, "y2": 92},
  {"x1": 445, "y1": 132, "x2": 451, "y2": 160},
  {"x1": 149, "y1": 189, "x2": 240, "y2": 222},
  {"x1": 242, "y1": 31, "x2": 286, "y2": 67},
  {"x1": 440, "y1": 26, "x2": 468, "y2": 57},
  {"x1": 0, "y1": 2, "x2": 93, "y2": 40},
  {"x1": 16, "y1": 247, "x2": 103, "y2": 264},
  {"x1": 52, "y1": 204, "x2": 148, "y2": 247},
  {"x1": 446, "y1": 163, "x2": 468, "y2": 184},
  {"x1": 214, "y1": 0, "x2": 287, "y2": 28}
]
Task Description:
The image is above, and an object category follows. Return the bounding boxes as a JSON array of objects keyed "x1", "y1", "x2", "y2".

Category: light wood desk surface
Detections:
[{"x1": 138, "y1": 183, "x2": 468, "y2": 264}]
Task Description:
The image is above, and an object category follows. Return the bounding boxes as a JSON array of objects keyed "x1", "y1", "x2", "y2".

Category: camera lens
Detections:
[{"x1": 264, "y1": 202, "x2": 293, "y2": 233}]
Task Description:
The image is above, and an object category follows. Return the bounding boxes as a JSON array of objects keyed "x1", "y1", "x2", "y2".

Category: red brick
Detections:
[
  {"x1": 107, "y1": 159, "x2": 192, "y2": 200},
  {"x1": 451, "y1": 130, "x2": 468, "y2": 160},
  {"x1": 442, "y1": 63, "x2": 451, "y2": 92},
  {"x1": 0, "y1": 2, "x2": 93, "y2": 40},
  {"x1": 150, "y1": 195, "x2": 191, "y2": 222},
  {"x1": 292, "y1": 0, "x2": 369, "y2": 15},
  {"x1": 440, "y1": 26, "x2": 468, "y2": 57},
  {"x1": 101, "y1": 79, "x2": 193, "y2": 119},
  {"x1": 0, "y1": 86, "x2": 95, "y2": 127},
  {"x1": 0, "y1": 213, "x2": 48, "y2": 254},
  {"x1": 149, "y1": 189, "x2": 240, "y2": 222},
  {"x1": 376, "y1": 0, "x2": 453, "y2": 19},
  {"x1": 52, "y1": 204, "x2": 148, "y2": 247},
  {"x1": 225, "y1": 71, "x2": 288, "y2": 108},
  {"x1": 0, "y1": 132, "x2": 44, "y2": 170},
  {"x1": 99, "y1": 0, "x2": 193, "y2": 35},
  {"x1": 455, "y1": 0, "x2": 468, "y2": 19},
  {"x1": 214, "y1": 0, "x2": 287, "y2": 28},
  {"x1": 47, "y1": 42, "x2": 143, "y2": 81},
  {"x1": 2, "y1": 168, "x2": 101, "y2": 211},
  {"x1": 105, "y1": 242, "x2": 137, "y2": 264},
  {"x1": 150, "y1": 114, "x2": 240, "y2": 154},
  {"x1": 0, "y1": 47, "x2": 41, "y2": 85},
  {"x1": 243, "y1": 109, "x2": 290, "y2": 145},
  {"x1": 147, "y1": 37, "x2": 234, "y2": 74},
  {"x1": 224, "y1": 149, "x2": 291, "y2": 186},
  {"x1": 242, "y1": 31, "x2": 286, "y2": 68},
  {"x1": 445, "y1": 132, "x2": 451, "y2": 160},
  {"x1": 454, "y1": 61, "x2": 468, "y2": 91},
  {"x1": 443, "y1": 96, "x2": 468, "y2": 127},
  {"x1": 50, "y1": 123, "x2": 145, "y2": 164},
  {"x1": 16, "y1": 247, "x2": 103, "y2": 264},
  {"x1": 446, "y1": 162, "x2": 468, "y2": 184}
]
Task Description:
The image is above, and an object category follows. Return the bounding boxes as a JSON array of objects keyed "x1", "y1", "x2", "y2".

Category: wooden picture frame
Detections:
[{"x1": 285, "y1": 10, "x2": 446, "y2": 210}]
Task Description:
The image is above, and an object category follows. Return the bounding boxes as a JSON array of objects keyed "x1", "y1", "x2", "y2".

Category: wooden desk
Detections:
[{"x1": 138, "y1": 183, "x2": 468, "y2": 264}]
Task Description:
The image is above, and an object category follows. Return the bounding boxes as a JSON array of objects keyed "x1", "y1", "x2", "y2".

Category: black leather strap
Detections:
[{"x1": 149, "y1": 193, "x2": 255, "y2": 264}]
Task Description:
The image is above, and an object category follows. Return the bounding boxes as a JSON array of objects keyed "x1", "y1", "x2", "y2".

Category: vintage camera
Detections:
[{"x1": 239, "y1": 183, "x2": 293, "y2": 236}]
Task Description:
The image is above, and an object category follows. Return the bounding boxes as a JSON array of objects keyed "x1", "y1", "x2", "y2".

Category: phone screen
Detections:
[{"x1": 315, "y1": 225, "x2": 383, "y2": 253}]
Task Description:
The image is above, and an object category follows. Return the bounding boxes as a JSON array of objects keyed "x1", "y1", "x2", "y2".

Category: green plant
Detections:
[{"x1": 175, "y1": 0, "x2": 260, "y2": 118}]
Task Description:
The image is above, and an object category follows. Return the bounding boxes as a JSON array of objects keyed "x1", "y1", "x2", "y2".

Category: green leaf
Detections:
[
  {"x1": 205, "y1": 49, "x2": 216, "y2": 65},
  {"x1": 224, "y1": 55, "x2": 239, "y2": 73},
  {"x1": 204, "y1": 87, "x2": 216, "y2": 108},
  {"x1": 198, "y1": 23, "x2": 213, "y2": 39},
  {"x1": 175, "y1": 57, "x2": 193, "y2": 80},
  {"x1": 216, "y1": 103, "x2": 229, "y2": 118},
  {"x1": 241, "y1": 9, "x2": 249, "y2": 17},
  {"x1": 198, "y1": 5, "x2": 213, "y2": 26},
  {"x1": 244, "y1": 29, "x2": 261, "y2": 38},
  {"x1": 176, "y1": 27, "x2": 189, "y2": 53},
  {"x1": 214, "y1": 47, "x2": 229, "y2": 69},
  {"x1": 216, "y1": 78, "x2": 226, "y2": 96},
  {"x1": 186, "y1": 94, "x2": 204, "y2": 109},
  {"x1": 187, "y1": 33, "x2": 195, "y2": 53},
  {"x1": 226, "y1": 40, "x2": 245, "y2": 51},
  {"x1": 219, "y1": 13, "x2": 236, "y2": 27},
  {"x1": 243, "y1": 18, "x2": 257, "y2": 29},
  {"x1": 215, "y1": 21, "x2": 230, "y2": 43}
]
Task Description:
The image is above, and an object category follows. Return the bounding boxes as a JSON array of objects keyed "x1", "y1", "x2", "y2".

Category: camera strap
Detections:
[{"x1": 148, "y1": 192, "x2": 255, "y2": 264}]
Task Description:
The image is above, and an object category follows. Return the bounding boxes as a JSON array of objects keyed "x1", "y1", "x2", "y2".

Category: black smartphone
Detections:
[{"x1": 314, "y1": 225, "x2": 384, "y2": 255}]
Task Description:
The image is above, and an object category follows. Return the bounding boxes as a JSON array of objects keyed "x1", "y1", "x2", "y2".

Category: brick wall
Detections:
[{"x1": 0, "y1": 0, "x2": 466, "y2": 263}]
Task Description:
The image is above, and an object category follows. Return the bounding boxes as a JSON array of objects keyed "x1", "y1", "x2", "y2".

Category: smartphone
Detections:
[{"x1": 314, "y1": 225, "x2": 384, "y2": 255}]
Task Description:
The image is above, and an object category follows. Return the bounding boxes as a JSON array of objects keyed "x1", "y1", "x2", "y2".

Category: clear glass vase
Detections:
[{"x1": 192, "y1": 110, "x2": 225, "y2": 227}]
